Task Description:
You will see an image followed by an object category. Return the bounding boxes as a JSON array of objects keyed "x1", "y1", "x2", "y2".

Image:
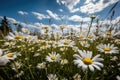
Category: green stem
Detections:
[
  {"x1": 29, "y1": 67, "x2": 35, "y2": 79},
  {"x1": 85, "y1": 70, "x2": 88, "y2": 80},
  {"x1": 86, "y1": 19, "x2": 94, "y2": 38}
]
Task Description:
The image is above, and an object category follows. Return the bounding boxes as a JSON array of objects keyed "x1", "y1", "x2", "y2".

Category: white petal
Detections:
[
  {"x1": 87, "y1": 51, "x2": 92, "y2": 58},
  {"x1": 92, "y1": 64, "x2": 101, "y2": 70},
  {"x1": 93, "y1": 62, "x2": 104, "y2": 67},
  {"x1": 82, "y1": 64, "x2": 87, "y2": 71},
  {"x1": 89, "y1": 65, "x2": 94, "y2": 71},
  {"x1": 73, "y1": 54, "x2": 82, "y2": 59}
]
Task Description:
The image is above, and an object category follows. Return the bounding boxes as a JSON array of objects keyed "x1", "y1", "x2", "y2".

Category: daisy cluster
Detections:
[{"x1": 0, "y1": 23, "x2": 119, "y2": 80}]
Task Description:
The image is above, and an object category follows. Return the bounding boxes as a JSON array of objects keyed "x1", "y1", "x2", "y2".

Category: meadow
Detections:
[{"x1": 0, "y1": 14, "x2": 120, "y2": 80}]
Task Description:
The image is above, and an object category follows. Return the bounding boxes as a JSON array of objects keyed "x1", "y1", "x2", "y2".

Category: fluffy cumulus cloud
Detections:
[
  {"x1": 46, "y1": 10, "x2": 61, "y2": 20},
  {"x1": 69, "y1": 15, "x2": 91, "y2": 22},
  {"x1": 80, "y1": 0, "x2": 119, "y2": 14},
  {"x1": 18, "y1": 11, "x2": 28, "y2": 15},
  {"x1": 32, "y1": 12, "x2": 50, "y2": 20},
  {"x1": 56, "y1": 0, "x2": 80, "y2": 13}
]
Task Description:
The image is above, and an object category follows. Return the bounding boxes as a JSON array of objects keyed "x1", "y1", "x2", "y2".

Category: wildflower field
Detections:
[
  {"x1": 0, "y1": 15, "x2": 120, "y2": 80},
  {"x1": 0, "y1": 0, "x2": 120, "y2": 80}
]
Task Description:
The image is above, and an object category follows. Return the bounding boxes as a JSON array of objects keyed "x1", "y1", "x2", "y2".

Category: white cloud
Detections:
[
  {"x1": 46, "y1": 10, "x2": 61, "y2": 20},
  {"x1": 71, "y1": 8, "x2": 80, "y2": 13},
  {"x1": 7, "y1": 17, "x2": 19, "y2": 24},
  {"x1": 69, "y1": 15, "x2": 91, "y2": 22},
  {"x1": 56, "y1": 0, "x2": 80, "y2": 13},
  {"x1": 80, "y1": 0, "x2": 119, "y2": 14},
  {"x1": 32, "y1": 12, "x2": 50, "y2": 20},
  {"x1": 18, "y1": 11, "x2": 28, "y2": 15},
  {"x1": 84, "y1": 0, "x2": 92, "y2": 4},
  {"x1": 59, "y1": 9, "x2": 63, "y2": 12}
]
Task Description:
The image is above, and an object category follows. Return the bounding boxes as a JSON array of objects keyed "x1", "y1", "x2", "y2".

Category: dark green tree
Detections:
[{"x1": 0, "y1": 16, "x2": 12, "y2": 37}]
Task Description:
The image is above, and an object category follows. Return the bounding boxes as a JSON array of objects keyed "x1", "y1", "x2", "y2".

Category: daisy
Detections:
[
  {"x1": 52, "y1": 41, "x2": 60, "y2": 48},
  {"x1": 59, "y1": 39, "x2": 75, "y2": 47},
  {"x1": 73, "y1": 50, "x2": 104, "y2": 71},
  {"x1": 96, "y1": 44, "x2": 119, "y2": 54},
  {"x1": 0, "y1": 49, "x2": 9, "y2": 66},
  {"x1": 79, "y1": 41, "x2": 90, "y2": 48},
  {"x1": 78, "y1": 33, "x2": 85, "y2": 40},
  {"x1": 3, "y1": 52, "x2": 17, "y2": 60},
  {"x1": 73, "y1": 73, "x2": 81, "y2": 80},
  {"x1": 47, "y1": 74, "x2": 58, "y2": 80},
  {"x1": 41, "y1": 44, "x2": 51, "y2": 50},
  {"x1": 72, "y1": 46, "x2": 79, "y2": 52},
  {"x1": 21, "y1": 28, "x2": 30, "y2": 34},
  {"x1": 25, "y1": 35, "x2": 39, "y2": 43},
  {"x1": 46, "y1": 52, "x2": 61, "y2": 62},
  {"x1": 86, "y1": 33, "x2": 96, "y2": 41},
  {"x1": 54, "y1": 32, "x2": 62, "y2": 40},
  {"x1": 60, "y1": 59, "x2": 68, "y2": 65},
  {"x1": 6, "y1": 31, "x2": 24, "y2": 40},
  {"x1": 11, "y1": 61, "x2": 22, "y2": 71},
  {"x1": 36, "y1": 62, "x2": 46, "y2": 69},
  {"x1": 3, "y1": 40, "x2": 16, "y2": 47}
]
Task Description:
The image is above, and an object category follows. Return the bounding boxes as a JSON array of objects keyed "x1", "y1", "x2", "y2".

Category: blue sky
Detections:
[{"x1": 0, "y1": 0, "x2": 120, "y2": 27}]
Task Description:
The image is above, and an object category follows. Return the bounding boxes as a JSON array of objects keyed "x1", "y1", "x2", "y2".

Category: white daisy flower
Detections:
[
  {"x1": 36, "y1": 62, "x2": 46, "y2": 69},
  {"x1": 41, "y1": 44, "x2": 51, "y2": 50},
  {"x1": 73, "y1": 50, "x2": 104, "y2": 71},
  {"x1": 46, "y1": 52, "x2": 61, "y2": 62},
  {"x1": 25, "y1": 35, "x2": 39, "y2": 43},
  {"x1": 73, "y1": 73, "x2": 81, "y2": 80},
  {"x1": 47, "y1": 74, "x2": 58, "y2": 80},
  {"x1": 96, "y1": 44, "x2": 119, "y2": 54},
  {"x1": 21, "y1": 28, "x2": 30, "y2": 34},
  {"x1": 11, "y1": 61, "x2": 22, "y2": 71},
  {"x1": 3, "y1": 40, "x2": 16, "y2": 47},
  {"x1": 79, "y1": 41, "x2": 90, "y2": 48},
  {"x1": 0, "y1": 49, "x2": 9, "y2": 66},
  {"x1": 52, "y1": 41, "x2": 60, "y2": 48},
  {"x1": 86, "y1": 34, "x2": 96, "y2": 41},
  {"x1": 60, "y1": 59, "x2": 68, "y2": 65},
  {"x1": 72, "y1": 46, "x2": 79, "y2": 52},
  {"x1": 3, "y1": 52, "x2": 17, "y2": 60},
  {"x1": 59, "y1": 39, "x2": 75, "y2": 47},
  {"x1": 6, "y1": 31, "x2": 24, "y2": 40}
]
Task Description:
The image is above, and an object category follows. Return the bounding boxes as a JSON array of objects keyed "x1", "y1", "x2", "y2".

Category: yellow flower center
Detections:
[
  {"x1": 39, "y1": 63, "x2": 45, "y2": 68},
  {"x1": 50, "y1": 77, "x2": 55, "y2": 80},
  {"x1": 44, "y1": 26, "x2": 49, "y2": 29},
  {"x1": 64, "y1": 41, "x2": 70, "y2": 45},
  {"x1": 79, "y1": 35, "x2": 83, "y2": 39},
  {"x1": 104, "y1": 47, "x2": 110, "y2": 51},
  {"x1": 51, "y1": 56, "x2": 56, "y2": 61},
  {"x1": 43, "y1": 45, "x2": 47, "y2": 49},
  {"x1": 83, "y1": 57, "x2": 93, "y2": 65},
  {"x1": 7, "y1": 53, "x2": 14, "y2": 57},
  {"x1": 55, "y1": 43, "x2": 59, "y2": 46},
  {"x1": 15, "y1": 35, "x2": 23, "y2": 39},
  {"x1": 106, "y1": 32, "x2": 111, "y2": 36},
  {"x1": 87, "y1": 35, "x2": 93, "y2": 39},
  {"x1": 60, "y1": 25, "x2": 65, "y2": 29}
]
